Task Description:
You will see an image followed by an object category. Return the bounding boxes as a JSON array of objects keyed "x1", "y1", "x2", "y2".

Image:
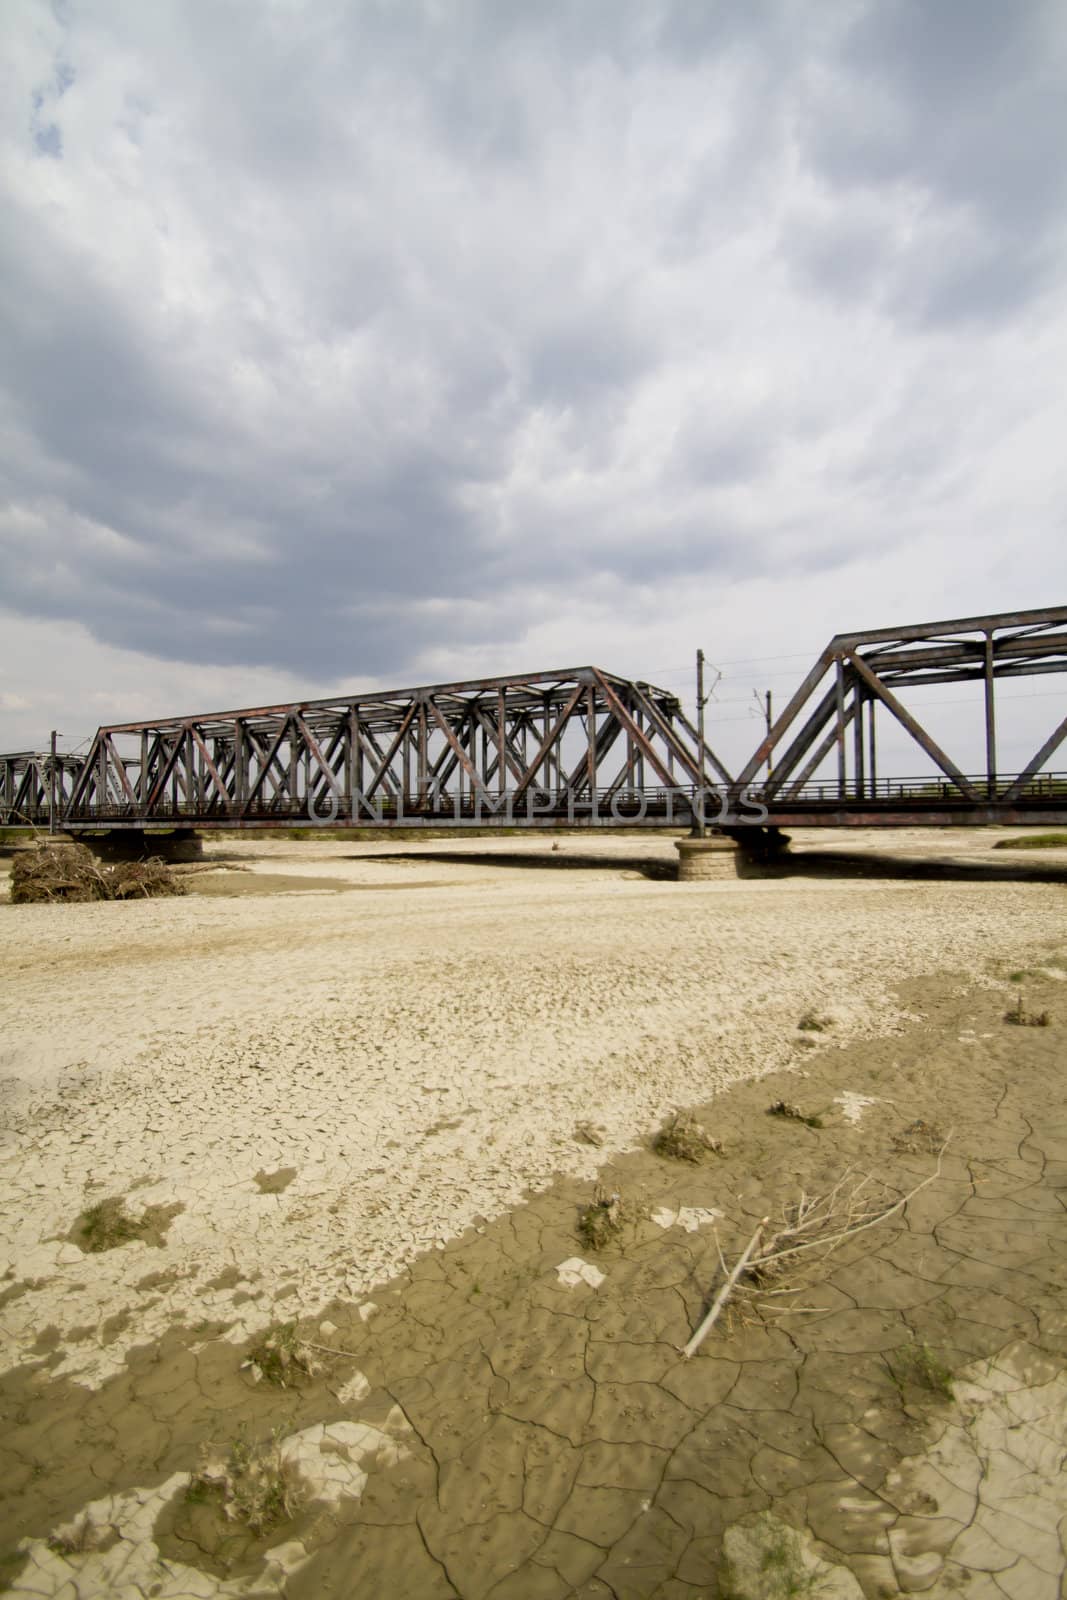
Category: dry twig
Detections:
[
  {"x1": 680, "y1": 1136, "x2": 952, "y2": 1354},
  {"x1": 683, "y1": 1218, "x2": 769, "y2": 1358}
]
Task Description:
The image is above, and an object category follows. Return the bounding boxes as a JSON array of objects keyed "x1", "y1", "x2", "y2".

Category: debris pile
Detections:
[{"x1": 10, "y1": 842, "x2": 187, "y2": 904}]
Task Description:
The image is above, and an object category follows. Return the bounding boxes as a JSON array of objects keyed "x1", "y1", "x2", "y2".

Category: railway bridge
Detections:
[{"x1": 2, "y1": 607, "x2": 1065, "y2": 848}]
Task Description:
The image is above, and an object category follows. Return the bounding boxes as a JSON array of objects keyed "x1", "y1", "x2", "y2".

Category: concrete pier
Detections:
[{"x1": 673, "y1": 836, "x2": 738, "y2": 881}]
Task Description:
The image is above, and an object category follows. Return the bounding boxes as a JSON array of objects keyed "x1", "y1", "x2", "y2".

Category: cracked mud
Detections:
[{"x1": 0, "y1": 831, "x2": 1065, "y2": 1597}]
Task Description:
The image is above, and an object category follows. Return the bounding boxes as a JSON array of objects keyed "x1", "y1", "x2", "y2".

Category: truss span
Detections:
[
  {"x1": 724, "y1": 605, "x2": 1067, "y2": 827},
  {"x1": 2, "y1": 606, "x2": 1065, "y2": 832},
  {"x1": 16, "y1": 667, "x2": 731, "y2": 832}
]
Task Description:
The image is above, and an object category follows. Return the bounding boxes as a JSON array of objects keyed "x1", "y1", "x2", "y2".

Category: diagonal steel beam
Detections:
[
  {"x1": 470, "y1": 702, "x2": 527, "y2": 787},
  {"x1": 103, "y1": 734, "x2": 140, "y2": 807},
  {"x1": 1000, "y1": 708, "x2": 1067, "y2": 802},
  {"x1": 783, "y1": 701, "x2": 857, "y2": 800},
  {"x1": 563, "y1": 715, "x2": 622, "y2": 793},
  {"x1": 623, "y1": 681, "x2": 729, "y2": 786},
  {"x1": 734, "y1": 651, "x2": 836, "y2": 791},
  {"x1": 189, "y1": 726, "x2": 234, "y2": 811},
  {"x1": 352, "y1": 722, "x2": 402, "y2": 802},
  {"x1": 511, "y1": 684, "x2": 586, "y2": 802},
  {"x1": 293, "y1": 713, "x2": 344, "y2": 800},
  {"x1": 848, "y1": 652, "x2": 980, "y2": 801},
  {"x1": 242, "y1": 719, "x2": 294, "y2": 810},
  {"x1": 144, "y1": 731, "x2": 189, "y2": 812},
  {"x1": 591, "y1": 672, "x2": 679, "y2": 789},
  {"x1": 426, "y1": 698, "x2": 492, "y2": 797},
  {"x1": 361, "y1": 704, "x2": 418, "y2": 800},
  {"x1": 760, "y1": 681, "x2": 840, "y2": 800}
]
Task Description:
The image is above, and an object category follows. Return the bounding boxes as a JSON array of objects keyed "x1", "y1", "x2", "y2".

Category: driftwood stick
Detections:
[
  {"x1": 683, "y1": 1216, "x2": 769, "y2": 1360},
  {"x1": 300, "y1": 1338, "x2": 365, "y2": 1361},
  {"x1": 761, "y1": 1136, "x2": 951, "y2": 1268}
]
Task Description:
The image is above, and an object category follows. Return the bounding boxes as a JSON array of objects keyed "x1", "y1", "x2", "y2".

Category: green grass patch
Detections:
[{"x1": 889, "y1": 1340, "x2": 955, "y2": 1401}]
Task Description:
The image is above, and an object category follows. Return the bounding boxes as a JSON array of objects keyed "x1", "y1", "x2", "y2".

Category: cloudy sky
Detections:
[{"x1": 2, "y1": 0, "x2": 1065, "y2": 775}]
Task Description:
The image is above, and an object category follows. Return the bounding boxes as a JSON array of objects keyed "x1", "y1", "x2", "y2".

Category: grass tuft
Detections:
[
  {"x1": 720, "y1": 1516, "x2": 817, "y2": 1599},
  {"x1": 652, "y1": 1111, "x2": 723, "y2": 1163},
  {"x1": 890, "y1": 1339, "x2": 955, "y2": 1401},
  {"x1": 892, "y1": 1119, "x2": 945, "y2": 1155},
  {"x1": 46, "y1": 1515, "x2": 102, "y2": 1557},
  {"x1": 76, "y1": 1199, "x2": 141, "y2": 1253},
  {"x1": 71, "y1": 1196, "x2": 182, "y2": 1253},
  {"x1": 576, "y1": 1186, "x2": 628, "y2": 1251},
  {"x1": 243, "y1": 1322, "x2": 324, "y2": 1387},
  {"x1": 188, "y1": 1431, "x2": 306, "y2": 1536}
]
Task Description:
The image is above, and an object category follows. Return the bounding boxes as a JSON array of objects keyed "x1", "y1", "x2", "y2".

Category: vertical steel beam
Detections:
[
  {"x1": 497, "y1": 691, "x2": 506, "y2": 797},
  {"x1": 235, "y1": 722, "x2": 246, "y2": 810},
  {"x1": 417, "y1": 699, "x2": 428, "y2": 801},
  {"x1": 984, "y1": 631, "x2": 997, "y2": 797},
  {"x1": 587, "y1": 685, "x2": 596, "y2": 798},
  {"x1": 353, "y1": 710, "x2": 363, "y2": 808},
  {"x1": 836, "y1": 657, "x2": 847, "y2": 799}
]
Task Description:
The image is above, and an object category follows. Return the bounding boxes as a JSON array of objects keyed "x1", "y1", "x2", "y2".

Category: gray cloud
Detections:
[
  {"x1": 794, "y1": 0, "x2": 1067, "y2": 323},
  {"x1": 1, "y1": 0, "x2": 1065, "y2": 739}
]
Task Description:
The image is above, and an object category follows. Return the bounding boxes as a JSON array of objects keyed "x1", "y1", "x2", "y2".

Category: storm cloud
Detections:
[{"x1": 1, "y1": 0, "x2": 1065, "y2": 754}]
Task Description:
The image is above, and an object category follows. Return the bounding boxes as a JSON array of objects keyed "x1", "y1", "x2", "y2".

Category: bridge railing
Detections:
[
  {"x1": 758, "y1": 771, "x2": 1067, "y2": 807},
  {"x1": 14, "y1": 768, "x2": 1067, "y2": 830}
]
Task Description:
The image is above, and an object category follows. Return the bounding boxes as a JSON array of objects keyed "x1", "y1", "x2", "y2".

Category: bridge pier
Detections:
[
  {"x1": 81, "y1": 829, "x2": 203, "y2": 863},
  {"x1": 673, "y1": 836, "x2": 738, "y2": 881}
]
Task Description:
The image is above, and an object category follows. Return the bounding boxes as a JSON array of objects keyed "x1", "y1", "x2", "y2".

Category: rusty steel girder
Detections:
[
  {"x1": 724, "y1": 605, "x2": 1067, "y2": 825},
  {"x1": 42, "y1": 667, "x2": 730, "y2": 831},
  {"x1": 0, "y1": 751, "x2": 86, "y2": 831},
  {"x1": 2, "y1": 607, "x2": 1065, "y2": 832}
]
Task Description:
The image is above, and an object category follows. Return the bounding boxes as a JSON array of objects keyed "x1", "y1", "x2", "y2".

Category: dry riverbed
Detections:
[{"x1": 0, "y1": 829, "x2": 1064, "y2": 1597}]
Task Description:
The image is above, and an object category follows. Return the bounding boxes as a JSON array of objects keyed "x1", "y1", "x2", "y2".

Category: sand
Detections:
[{"x1": 0, "y1": 828, "x2": 1065, "y2": 1596}]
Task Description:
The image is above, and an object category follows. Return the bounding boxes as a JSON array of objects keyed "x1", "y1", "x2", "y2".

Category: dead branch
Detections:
[
  {"x1": 683, "y1": 1217, "x2": 769, "y2": 1359},
  {"x1": 758, "y1": 1136, "x2": 951, "y2": 1270},
  {"x1": 680, "y1": 1138, "x2": 951, "y2": 1355}
]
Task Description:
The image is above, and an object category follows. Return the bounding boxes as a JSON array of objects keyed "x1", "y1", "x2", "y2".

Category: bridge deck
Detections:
[
  {"x1": 4, "y1": 775, "x2": 1065, "y2": 832},
  {"x1": 2, "y1": 606, "x2": 1065, "y2": 833}
]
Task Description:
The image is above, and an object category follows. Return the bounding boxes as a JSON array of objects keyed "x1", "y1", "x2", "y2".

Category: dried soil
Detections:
[{"x1": 0, "y1": 831, "x2": 1064, "y2": 1596}]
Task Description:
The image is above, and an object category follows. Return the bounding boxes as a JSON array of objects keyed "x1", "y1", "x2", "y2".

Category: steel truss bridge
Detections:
[{"x1": 2, "y1": 607, "x2": 1065, "y2": 834}]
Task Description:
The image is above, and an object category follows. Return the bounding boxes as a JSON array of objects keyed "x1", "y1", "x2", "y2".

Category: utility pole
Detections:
[
  {"x1": 764, "y1": 689, "x2": 773, "y2": 782},
  {"x1": 49, "y1": 729, "x2": 57, "y2": 835},
  {"x1": 752, "y1": 690, "x2": 773, "y2": 781},
  {"x1": 696, "y1": 650, "x2": 707, "y2": 837}
]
